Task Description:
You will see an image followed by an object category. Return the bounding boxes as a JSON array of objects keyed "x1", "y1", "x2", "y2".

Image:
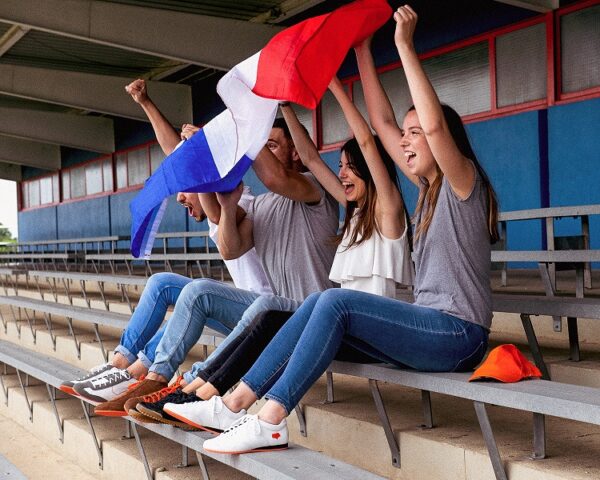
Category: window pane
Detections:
[
  {"x1": 103, "y1": 159, "x2": 113, "y2": 192},
  {"x1": 22, "y1": 183, "x2": 29, "y2": 209},
  {"x1": 423, "y1": 42, "x2": 490, "y2": 116},
  {"x1": 353, "y1": 69, "x2": 414, "y2": 129},
  {"x1": 62, "y1": 171, "x2": 70, "y2": 200},
  {"x1": 52, "y1": 174, "x2": 59, "y2": 203},
  {"x1": 321, "y1": 89, "x2": 350, "y2": 145},
  {"x1": 29, "y1": 180, "x2": 40, "y2": 207},
  {"x1": 294, "y1": 105, "x2": 314, "y2": 141},
  {"x1": 71, "y1": 167, "x2": 86, "y2": 198},
  {"x1": 561, "y1": 5, "x2": 600, "y2": 93},
  {"x1": 116, "y1": 153, "x2": 127, "y2": 189},
  {"x1": 86, "y1": 162, "x2": 103, "y2": 195},
  {"x1": 127, "y1": 148, "x2": 149, "y2": 186},
  {"x1": 40, "y1": 177, "x2": 53, "y2": 204},
  {"x1": 150, "y1": 144, "x2": 164, "y2": 173},
  {"x1": 496, "y1": 23, "x2": 546, "y2": 108}
]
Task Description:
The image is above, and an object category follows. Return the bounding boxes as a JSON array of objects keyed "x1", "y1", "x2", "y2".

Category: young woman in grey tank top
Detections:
[{"x1": 196, "y1": 5, "x2": 501, "y2": 454}]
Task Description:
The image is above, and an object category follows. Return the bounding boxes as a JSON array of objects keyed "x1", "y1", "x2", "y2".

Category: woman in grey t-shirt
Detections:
[{"x1": 198, "y1": 6, "x2": 500, "y2": 454}]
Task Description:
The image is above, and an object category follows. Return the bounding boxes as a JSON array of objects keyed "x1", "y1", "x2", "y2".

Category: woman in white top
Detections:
[{"x1": 283, "y1": 77, "x2": 414, "y2": 296}]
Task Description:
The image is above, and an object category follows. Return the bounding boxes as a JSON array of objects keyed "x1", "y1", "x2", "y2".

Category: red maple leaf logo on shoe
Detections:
[{"x1": 272, "y1": 433, "x2": 281, "y2": 439}]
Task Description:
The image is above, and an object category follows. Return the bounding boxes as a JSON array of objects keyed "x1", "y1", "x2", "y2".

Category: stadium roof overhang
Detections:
[{"x1": 0, "y1": 0, "x2": 562, "y2": 180}]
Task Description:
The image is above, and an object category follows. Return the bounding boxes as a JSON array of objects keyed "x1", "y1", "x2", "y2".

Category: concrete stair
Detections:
[{"x1": 1, "y1": 276, "x2": 600, "y2": 479}]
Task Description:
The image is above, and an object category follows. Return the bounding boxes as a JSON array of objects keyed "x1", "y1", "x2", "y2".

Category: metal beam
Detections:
[
  {"x1": 0, "y1": 135, "x2": 61, "y2": 170},
  {"x1": 251, "y1": 0, "x2": 326, "y2": 23},
  {"x1": 493, "y1": 0, "x2": 559, "y2": 12},
  {"x1": 0, "y1": 0, "x2": 283, "y2": 71},
  {"x1": 0, "y1": 162, "x2": 22, "y2": 181},
  {"x1": 0, "y1": 107, "x2": 114, "y2": 153},
  {"x1": 0, "y1": 25, "x2": 29, "y2": 57},
  {"x1": 0, "y1": 65, "x2": 192, "y2": 125}
]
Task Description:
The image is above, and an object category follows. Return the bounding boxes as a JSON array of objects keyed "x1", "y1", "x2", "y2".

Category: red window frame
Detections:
[{"x1": 317, "y1": 0, "x2": 600, "y2": 150}]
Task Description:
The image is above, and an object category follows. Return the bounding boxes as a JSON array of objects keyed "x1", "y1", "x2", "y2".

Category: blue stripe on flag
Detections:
[{"x1": 130, "y1": 128, "x2": 254, "y2": 258}]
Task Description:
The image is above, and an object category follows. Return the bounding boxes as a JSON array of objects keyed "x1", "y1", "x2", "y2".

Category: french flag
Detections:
[{"x1": 130, "y1": 0, "x2": 391, "y2": 258}]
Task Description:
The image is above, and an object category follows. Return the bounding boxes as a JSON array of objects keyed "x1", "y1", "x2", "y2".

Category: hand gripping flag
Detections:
[{"x1": 130, "y1": 0, "x2": 391, "y2": 258}]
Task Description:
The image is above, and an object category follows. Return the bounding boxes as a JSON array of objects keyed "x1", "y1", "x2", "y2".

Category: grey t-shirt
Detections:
[
  {"x1": 247, "y1": 173, "x2": 339, "y2": 302},
  {"x1": 413, "y1": 173, "x2": 493, "y2": 330}
]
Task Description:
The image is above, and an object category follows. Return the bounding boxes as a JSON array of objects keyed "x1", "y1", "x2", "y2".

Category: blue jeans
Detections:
[
  {"x1": 115, "y1": 272, "x2": 192, "y2": 366},
  {"x1": 144, "y1": 279, "x2": 298, "y2": 381},
  {"x1": 242, "y1": 289, "x2": 489, "y2": 414},
  {"x1": 184, "y1": 294, "x2": 300, "y2": 383}
]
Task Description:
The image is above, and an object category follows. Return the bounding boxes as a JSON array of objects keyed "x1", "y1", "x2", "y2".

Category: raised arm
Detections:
[
  {"x1": 125, "y1": 79, "x2": 180, "y2": 155},
  {"x1": 252, "y1": 147, "x2": 321, "y2": 203},
  {"x1": 214, "y1": 184, "x2": 254, "y2": 260},
  {"x1": 279, "y1": 104, "x2": 346, "y2": 205},
  {"x1": 354, "y1": 39, "x2": 419, "y2": 186},
  {"x1": 328, "y1": 77, "x2": 403, "y2": 219},
  {"x1": 394, "y1": 6, "x2": 474, "y2": 197}
]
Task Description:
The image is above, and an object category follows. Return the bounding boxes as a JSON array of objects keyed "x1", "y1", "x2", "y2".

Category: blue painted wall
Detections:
[{"x1": 548, "y1": 98, "x2": 600, "y2": 247}]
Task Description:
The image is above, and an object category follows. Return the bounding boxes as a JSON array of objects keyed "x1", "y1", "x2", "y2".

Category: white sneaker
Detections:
[
  {"x1": 203, "y1": 414, "x2": 288, "y2": 454},
  {"x1": 59, "y1": 362, "x2": 113, "y2": 395},
  {"x1": 73, "y1": 368, "x2": 136, "y2": 403},
  {"x1": 163, "y1": 395, "x2": 246, "y2": 433}
]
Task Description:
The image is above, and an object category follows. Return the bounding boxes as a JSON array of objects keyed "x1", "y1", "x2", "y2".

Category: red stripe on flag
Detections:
[{"x1": 253, "y1": 0, "x2": 392, "y2": 109}]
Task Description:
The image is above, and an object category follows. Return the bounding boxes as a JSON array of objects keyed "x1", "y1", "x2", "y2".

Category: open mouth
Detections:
[
  {"x1": 404, "y1": 151, "x2": 416, "y2": 165},
  {"x1": 341, "y1": 181, "x2": 355, "y2": 196}
]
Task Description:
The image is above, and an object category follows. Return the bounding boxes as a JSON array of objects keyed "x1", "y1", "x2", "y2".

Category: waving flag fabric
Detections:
[{"x1": 130, "y1": 0, "x2": 391, "y2": 258}]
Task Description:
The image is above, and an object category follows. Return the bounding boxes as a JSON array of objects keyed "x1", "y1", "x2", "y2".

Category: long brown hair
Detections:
[
  {"x1": 411, "y1": 105, "x2": 499, "y2": 243},
  {"x1": 336, "y1": 136, "x2": 411, "y2": 250}
]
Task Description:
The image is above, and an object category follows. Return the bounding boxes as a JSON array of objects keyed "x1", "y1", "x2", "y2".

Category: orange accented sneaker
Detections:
[
  {"x1": 124, "y1": 376, "x2": 184, "y2": 418},
  {"x1": 94, "y1": 378, "x2": 167, "y2": 417}
]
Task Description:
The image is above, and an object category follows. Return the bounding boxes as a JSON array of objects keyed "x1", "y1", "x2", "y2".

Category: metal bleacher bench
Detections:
[
  {"x1": 86, "y1": 253, "x2": 224, "y2": 279},
  {"x1": 0, "y1": 252, "x2": 82, "y2": 270},
  {"x1": 0, "y1": 295, "x2": 224, "y2": 363},
  {"x1": 323, "y1": 359, "x2": 600, "y2": 480},
  {"x1": 317, "y1": 291, "x2": 600, "y2": 479},
  {"x1": 27, "y1": 269, "x2": 147, "y2": 313},
  {"x1": 0, "y1": 340, "x2": 383, "y2": 480}
]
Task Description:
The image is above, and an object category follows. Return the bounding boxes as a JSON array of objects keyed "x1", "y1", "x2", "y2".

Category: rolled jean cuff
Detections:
[
  {"x1": 264, "y1": 393, "x2": 291, "y2": 416},
  {"x1": 137, "y1": 351, "x2": 154, "y2": 370},
  {"x1": 148, "y1": 362, "x2": 176, "y2": 381},
  {"x1": 240, "y1": 377, "x2": 263, "y2": 400},
  {"x1": 114, "y1": 345, "x2": 137, "y2": 365},
  {"x1": 183, "y1": 370, "x2": 195, "y2": 384}
]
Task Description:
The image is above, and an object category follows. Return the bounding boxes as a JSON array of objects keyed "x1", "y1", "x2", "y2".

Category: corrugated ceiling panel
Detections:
[
  {"x1": 101, "y1": 0, "x2": 283, "y2": 20},
  {"x1": 1, "y1": 29, "x2": 176, "y2": 77}
]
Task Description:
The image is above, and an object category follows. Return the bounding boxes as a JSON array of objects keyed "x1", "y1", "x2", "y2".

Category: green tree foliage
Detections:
[{"x1": 0, "y1": 223, "x2": 15, "y2": 243}]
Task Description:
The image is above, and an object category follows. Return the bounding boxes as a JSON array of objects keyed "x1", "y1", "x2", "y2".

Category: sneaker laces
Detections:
[
  {"x1": 74, "y1": 363, "x2": 110, "y2": 382},
  {"x1": 221, "y1": 414, "x2": 260, "y2": 436},
  {"x1": 148, "y1": 389, "x2": 198, "y2": 408},
  {"x1": 142, "y1": 383, "x2": 180, "y2": 404},
  {"x1": 90, "y1": 369, "x2": 132, "y2": 388}
]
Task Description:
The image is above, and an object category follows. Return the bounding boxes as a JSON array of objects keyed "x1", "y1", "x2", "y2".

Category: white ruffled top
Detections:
[{"x1": 329, "y1": 214, "x2": 414, "y2": 299}]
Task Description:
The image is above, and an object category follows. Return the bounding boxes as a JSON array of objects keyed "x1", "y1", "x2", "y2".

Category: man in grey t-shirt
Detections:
[{"x1": 87, "y1": 117, "x2": 340, "y2": 415}]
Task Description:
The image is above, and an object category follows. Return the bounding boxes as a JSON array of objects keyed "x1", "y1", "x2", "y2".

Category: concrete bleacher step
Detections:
[
  {"x1": 0, "y1": 373, "x2": 252, "y2": 480},
  {"x1": 3, "y1": 280, "x2": 600, "y2": 479}
]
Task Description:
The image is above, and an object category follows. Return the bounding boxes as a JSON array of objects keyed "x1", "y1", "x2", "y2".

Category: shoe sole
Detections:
[
  {"x1": 204, "y1": 444, "x2": 289, "y2": 454},
  {"x1": 134, "y1": 407, "x2": 200, "y2": 431},
  {"x1": 162, "y1": 407, "x2": 223, "y2": 434},
  {"x1": 135, "y1": 404, "x2": 167, "y2": 422},
  {"x1": 95, "y1": 409, "x2": 127, "y2": 417},
  {"x1": 58, "y1": 385, "x2": 76, "y2": 396},
  {"x1": 127, "y1": 410, "x2": 161, "y2": 424}
]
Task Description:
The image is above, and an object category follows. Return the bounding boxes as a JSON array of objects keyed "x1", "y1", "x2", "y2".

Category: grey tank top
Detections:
[{"x1": 412, "y1": 173, "x2": 492, "y2": 330}]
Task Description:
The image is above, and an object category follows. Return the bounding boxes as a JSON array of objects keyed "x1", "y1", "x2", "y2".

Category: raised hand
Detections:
[
  {"x1": 393, "y1": 5, "x2": 418, "y2": 49},
  {"x1": 125, "y1": 79, "x2": 149, "y2": 105},
  {"x1": 181, "y1": 123, "x2": 200, "y2": 140},
  {"x1": 216, "y1": 183, "x2": 244, "y2": 211}
]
